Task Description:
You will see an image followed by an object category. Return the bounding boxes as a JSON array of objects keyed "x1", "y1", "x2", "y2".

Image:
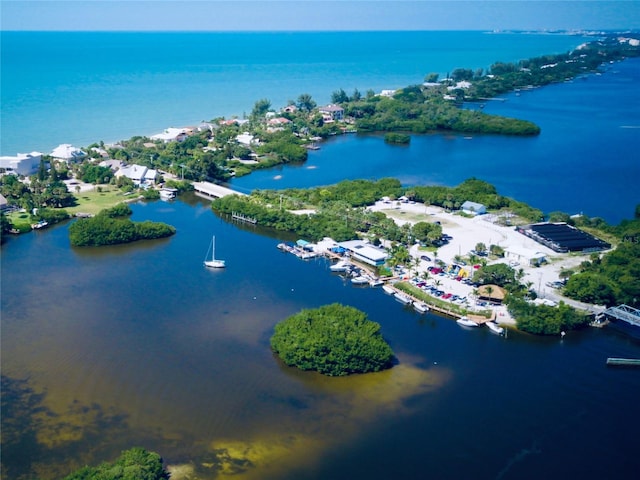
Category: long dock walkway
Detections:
[{"x1": 192, "y1": 182, "x2": 246, "y2": 198}]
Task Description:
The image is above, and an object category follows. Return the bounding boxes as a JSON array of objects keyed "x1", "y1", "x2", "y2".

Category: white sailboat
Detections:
[{"x1": 204, "y1": 235, "x2": 226, "y2": 268}]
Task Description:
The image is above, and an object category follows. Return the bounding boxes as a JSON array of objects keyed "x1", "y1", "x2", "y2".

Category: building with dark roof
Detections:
[{"x1": 516, "y1": 222, "x2": 610, "y2": 253}]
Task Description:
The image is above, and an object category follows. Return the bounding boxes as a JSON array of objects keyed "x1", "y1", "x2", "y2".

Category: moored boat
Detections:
[
  {"x1": 486, "y1": 321, "x2": 505, "y2": 335},
  {"x1": 351, "y1": 276, "x2": 369, "y2": 285},
  {"x1": 394, "y1": 292, "x2": 412, "y2": 304},
  {"x1": 382, "y1": 284, "x2": 395, "y2": 295},
  {"x1": 456, "y1": 316, "x2": 479, "y2": 327},
  {"x1": 204, "y1": 235, "x2": 226, "y2": 269},
  {"x1": 330, "y1": 259, "x2": 351, "y2": 272},
  {"x1": 413, "y1": 301, "x2": 429, "y2": 313}
]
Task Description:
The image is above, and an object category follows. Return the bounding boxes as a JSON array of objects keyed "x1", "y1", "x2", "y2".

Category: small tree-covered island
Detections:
[
  {"x1": 68, "y1": 203, "x2": 176, "y2": 247},
  {"x1": 270, "y1": 303, "x2": 394, "y2": 376}
]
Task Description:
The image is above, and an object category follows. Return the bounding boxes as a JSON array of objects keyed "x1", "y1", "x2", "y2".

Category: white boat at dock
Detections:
[
  {"x1": 394, "y1": 292, "x2": 412, "y2": 304},
  {"x1": 351, "y1": 276, "x2": 369, "y2": 285},
  {"x1": 368, "y1": 277, "x2": 384, "y2": 287},
  {"x1": 382, "y1": 284, "x2": 395, "y2": 295},
  {"x1": 456, "y1": 317, "x2": 479, "y2": 327},
  {"x1": 486, "y1": 321, "x2": 505, "y2": 335},
  {"x1": 330, "y1": 259, "x2": 351, "y2": 272},
  {"x1": 413, "y1": 301, "x2": 430, "y2": 313}
]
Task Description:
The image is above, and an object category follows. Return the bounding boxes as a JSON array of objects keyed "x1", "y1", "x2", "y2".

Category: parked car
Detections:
[{"x1": 420, "y1": 255, "x2": 432, "y2": 262}]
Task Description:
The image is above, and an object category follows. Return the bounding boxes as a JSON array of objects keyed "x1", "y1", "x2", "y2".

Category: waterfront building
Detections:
[
  {"x1": 150, "y1": 127, "x2": 189, "y2": 143},
  {"x1": 460, "y1": 200, "x2": 487, "y2": 215},
  {"x1": 0, "y1": 151, "x2": 43, "y2": 176},
  {"x1": 319, "y1": 104, "x2": 344, "y2": 122},
  {"x1": 338, "y1": 239, "x2": 388, "y2": 267},
  {"x1": 115, "y1": 164, "x2": 158, "y2": 187},
  {"x1": 51, "y1": 144, "x2": 86, "y2": 163}
]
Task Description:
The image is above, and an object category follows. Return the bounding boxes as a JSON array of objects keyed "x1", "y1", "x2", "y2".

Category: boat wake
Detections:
[{"x1": 495, "y1": 441, "x2": 542, "y2": 480}]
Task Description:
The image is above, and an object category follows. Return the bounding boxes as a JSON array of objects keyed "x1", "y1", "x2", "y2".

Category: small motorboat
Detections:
[
  {"x1": 413, "y1": 301, "x2": 429, "y2": 313},
  {"x1": 456, "y1": 316, "x2": 478, "y2": 327},
  {"x1": 486, "y1": 321, "x2": 505, "y2": 335},
  {"x1": 382, "y1": 284, "x2": 395, "y2": 295},
  {"x1": 394, "y1": 292, "x2": 412, "y2": 304}
]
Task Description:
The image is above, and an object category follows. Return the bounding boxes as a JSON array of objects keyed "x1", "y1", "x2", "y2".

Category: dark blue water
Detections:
[
  {"x1": 2, "y1": 197, "x2": 640, "y2": 479},
  {"x1": 231, "y1": 58, "x2": 640, "y2": 225}
]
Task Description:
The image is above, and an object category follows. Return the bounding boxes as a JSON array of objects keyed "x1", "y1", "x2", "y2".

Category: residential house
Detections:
[
  {"x1": 51, "y1": 144, "x2": 86, "y2": 163},
  {"x1": 236, "y1": 132, "x2": 259, "y2": 146},
  {"x1": 460, "y1": 200, "x2": 487, "y2": 215},
  {"x1": 115, "y1": 164, "x2": 158, "y2": 186},
  {"x1": 150, "y1": 127, "x2": 189, "y2": 143},
  {"x1": 0, "y1": 151, "x2": 43, "y2": 176},
  {"x1": 319, "y1": 104, "x2": 344, "y2": 122}
]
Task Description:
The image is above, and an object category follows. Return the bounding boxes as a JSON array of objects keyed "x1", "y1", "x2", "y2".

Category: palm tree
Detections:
[{"x1": 484, "y1": 285, "x2": 494, "y2": 303}]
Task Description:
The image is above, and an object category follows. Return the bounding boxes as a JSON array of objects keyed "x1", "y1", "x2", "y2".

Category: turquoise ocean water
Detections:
[
  {"x1": 1, "y1": 31, "x2": 589, "y2": 155},
  {"x1": 3, "y1": 31, "x2": 638, "y2": 223}
]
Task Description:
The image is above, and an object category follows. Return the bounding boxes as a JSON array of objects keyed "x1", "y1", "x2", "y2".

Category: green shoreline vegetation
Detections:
[
  {"x1": 212, "y1": 177, "x2": 640, "y2": 333},
  {"x1": 68, "y1": 204, "x2": 176, "y2": 247}
]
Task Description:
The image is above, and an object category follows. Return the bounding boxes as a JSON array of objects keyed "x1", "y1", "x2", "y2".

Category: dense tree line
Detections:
[
  {"x1": 506, "y1": 297, "x2": 590, "y2": 335},
  {"x1": 213, "y1": 179, "x2": 431, "y2": 244},
  {"x1": 63, "y1": 447, "x2": 169, "y2": 480},
  {"x1": 412, "y1": 178, "x2": 543, "y2": 221},
  {"x1": 467, "y1": 35, "x2": 640, "y2": 100},
  {"x1": 270, "y1": 303, "x2": 394, "y2": 376},
  {"x1": 346, "y1": 93, "x2": 540, "y2": 136},
  {"x1": 563, "y1": 241, "x2": 640, "y2": 308},
  {"x1": 69, "y1": 204, "x2": 176, "y2": 247}
]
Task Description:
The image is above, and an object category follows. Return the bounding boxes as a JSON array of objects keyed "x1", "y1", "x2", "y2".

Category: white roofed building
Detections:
[
  {"x1": 338, "y1": 239, "x2": 388, "y2": 267},
  {"x1": 0, "y1": 151, "x2": 43, "y2": 176},
  {"x1": 150, "y1": 128, "x2": 189, "y2": 143},
  {"x1": 115, "y1": 164, "x2": 158, "y2": 186},
  {"x1": 236, "y1": 132, "x2": 259, "y2": 146},
  {"x1": 319, "y1": 104, "x2": 344, "y2": 122},
  {"x1": 51, "y1": 144, "x2": 85, "y2": 163},
  {"x1": 505, "y1": 245, "x2": 547, "y2": 266},
  {"x1": 460, "y1": 201, "x2": 486, "y2": 216}
]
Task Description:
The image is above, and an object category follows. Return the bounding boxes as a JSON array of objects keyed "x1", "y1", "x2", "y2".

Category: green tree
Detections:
[
  {"x1": 63, "y1": 447, "x2": 170, "y2": 480},
  {"x1": 474, "y1": 263, "x2": 516, "y2": 287},
  {"x1": 475, "y1": 242, "x2": 487, "y2": 255},
  {"x1": 424, "y1": 73, "x2": 439, "y2": 83},
  {"x1": 251, "y1": 98, "x2": 272, "y2": 120},
  {"x1": 270, "y1": 303, "x2": 394, "y2": 376},
  {"x1": 296, "y1": 93, "x2": 317, "y2": 112}
]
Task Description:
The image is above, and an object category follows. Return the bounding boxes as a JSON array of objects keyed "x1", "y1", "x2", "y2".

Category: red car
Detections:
[{"x1": 442, "y1": 293, "x2": 452, "y2": 299}]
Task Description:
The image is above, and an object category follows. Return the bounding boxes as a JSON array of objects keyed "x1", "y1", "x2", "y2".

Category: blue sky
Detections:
[{"x1": 2, "y1": 1, "x2": 638, "y2": 31}]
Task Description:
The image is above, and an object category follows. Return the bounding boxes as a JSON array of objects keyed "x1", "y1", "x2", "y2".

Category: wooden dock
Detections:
[{"x1": 606, "y1": 357, "x2": 640, "y2": 367}]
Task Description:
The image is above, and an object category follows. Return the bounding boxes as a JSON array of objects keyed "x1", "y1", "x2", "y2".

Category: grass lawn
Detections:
[
  {"x1": 66, "y1": 188, "x2": 141, "y2": 216},
  {"x1": 6, "y1": 211, "x2": 33, "y2": 232}
]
